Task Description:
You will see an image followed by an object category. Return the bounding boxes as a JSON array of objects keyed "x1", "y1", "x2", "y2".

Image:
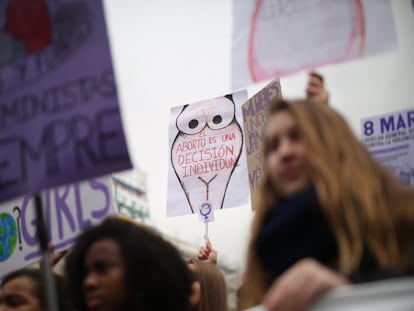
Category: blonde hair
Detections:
[
  {"x1": 189, "y1": 259, "x2": 228, "y2": 311},
  {"x1": 241, "y1": 99, "x2": 414, "y2": 308}
]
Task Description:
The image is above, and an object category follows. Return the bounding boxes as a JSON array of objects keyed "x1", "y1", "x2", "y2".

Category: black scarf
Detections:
[{"x1": 255, "y1": 187, "x2": 338, "y2": 282}]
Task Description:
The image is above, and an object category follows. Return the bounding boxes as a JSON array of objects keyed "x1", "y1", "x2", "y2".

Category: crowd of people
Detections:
[{"x1": 1, "y1": 72, "x2": 414, "y2": 311}]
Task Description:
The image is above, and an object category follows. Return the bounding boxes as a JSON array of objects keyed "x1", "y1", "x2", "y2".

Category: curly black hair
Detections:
[
  {"x1": 65, "y1": 217, "x2": 193, "y2": 311},
  {"x1": 1, "y1": 268, "x2": 72, "y2": 311}
]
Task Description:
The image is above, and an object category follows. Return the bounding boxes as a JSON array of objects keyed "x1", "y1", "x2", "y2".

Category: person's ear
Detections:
[{"x1": 189, "y1": 280, "x2": 201, "y2": 307}]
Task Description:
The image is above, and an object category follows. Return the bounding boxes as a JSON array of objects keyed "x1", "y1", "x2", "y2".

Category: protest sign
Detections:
[
  {"x1": 0, "y1": 0, "x2": 132, "y2": 203},
  {"x1": 361, "y1": 108, "x2": 414, "y2": 186},
  {"x1": 242, "y1": 79, "x2": 282, "y2": 206},
  {"x1": 0, "y1": 176, "x2": 115, "y2": 279},
  {"x1": 232, "y1": 0, "x2": 397, "y2": 89},
  {"x1": 167, "y1": 90, "x2": 249, "y2": 217}
]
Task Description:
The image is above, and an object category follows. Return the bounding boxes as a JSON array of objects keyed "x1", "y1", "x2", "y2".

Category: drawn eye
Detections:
[
  {"x1": 207, "y1": 96, "x2": 235, "y2": 130},
  {"x1": 176, "y1": 105, "x2": 207, "y2": 134},
  {"x1": 189, "y1": 119, "x2": 199, "y2": 129},
  {"x1": 212, "y1": 115, "x2": 222, "y2": 124}
]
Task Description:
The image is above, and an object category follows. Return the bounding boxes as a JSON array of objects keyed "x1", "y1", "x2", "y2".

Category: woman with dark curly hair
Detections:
[
  {"x1": 64, "y1": 217, "x2": 194, "y2": 311},
  {"x1": 0, "y1": 268, "x2": 71, "y2": 311}
]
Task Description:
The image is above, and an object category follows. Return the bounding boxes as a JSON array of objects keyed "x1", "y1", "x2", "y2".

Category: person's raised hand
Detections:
[
  {"x1": 49, "y1": 242, "x2": 68, "y2": 267},
  {"x1": 306, "y1": 71, "x2": 329, "y2": 105},
  {"x1": 197, "y1": 239, "x2": 218, "y2": 265}
]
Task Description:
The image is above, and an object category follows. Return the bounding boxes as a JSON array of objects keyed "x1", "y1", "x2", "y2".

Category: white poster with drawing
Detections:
[
  {"x1": 361, "y1": 108, "x2": 414, "y2": 186},
  {"x1": 167, "y1": 90, "x2": 249, "y2": 217},
  {"x1": 232, "y1": 0, "x2": 397, "y2": 89},
  {"x1": 0, "y1": 176, "x2": 115, "y2": 279}
]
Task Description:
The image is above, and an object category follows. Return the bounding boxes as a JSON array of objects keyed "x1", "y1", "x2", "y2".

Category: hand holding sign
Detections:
[
  {"x1": 197, "y1": 239, "x2": 218, "y2": 265},
  {"x1": 306, "y1": 72, "x2": 329, "y2": 105}
]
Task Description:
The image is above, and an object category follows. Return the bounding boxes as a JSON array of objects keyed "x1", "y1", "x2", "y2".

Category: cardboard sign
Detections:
[
  {"x1": 242, "y1": 79, "x2": 282, "y2": 206},
  {"x1": 0, "y1": 0, "x2": 132, "y2": 203},
  {"x1": 0, "y1": 177, "x2": 115, "y2": 279},
  {"x1": 167, "y1": 90, "x2": 249, "y2": 217}
]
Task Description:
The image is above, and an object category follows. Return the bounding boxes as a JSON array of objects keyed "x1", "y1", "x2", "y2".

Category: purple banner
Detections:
[{"x1": 0, "y1": 0, "x2": 132, "y2": 203}]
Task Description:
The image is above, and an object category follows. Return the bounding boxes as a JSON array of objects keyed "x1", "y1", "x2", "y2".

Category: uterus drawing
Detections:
[{"x1": 171, "y1": 95, "x2": 243, "y2": 214}]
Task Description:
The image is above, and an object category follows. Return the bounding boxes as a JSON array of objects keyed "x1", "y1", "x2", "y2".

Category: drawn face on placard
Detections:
[{"x1": 171, "y1": 95, "x2": 243, "y2": 213}]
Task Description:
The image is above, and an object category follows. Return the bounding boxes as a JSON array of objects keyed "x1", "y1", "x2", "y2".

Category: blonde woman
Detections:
[
  {"x1": 241, "y1": 98, "x2": 414, "y2": 311},
  {"x1": 188, "y1": 259, "x2": 228, "y2": 311}
]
